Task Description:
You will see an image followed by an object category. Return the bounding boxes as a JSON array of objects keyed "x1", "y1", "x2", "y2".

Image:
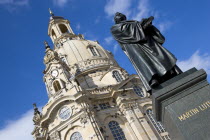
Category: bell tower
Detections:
[
  {"x1": 48, "y1": 9, "x2": 74, "y2": 43},
  {"x1": 32, "y1": 10, "x2": 171, "y2": 140}
]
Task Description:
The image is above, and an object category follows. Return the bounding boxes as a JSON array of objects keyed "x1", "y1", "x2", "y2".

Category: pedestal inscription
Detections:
[{"x1": 152, "y1": 68, "x2": 210, "y2": 140}]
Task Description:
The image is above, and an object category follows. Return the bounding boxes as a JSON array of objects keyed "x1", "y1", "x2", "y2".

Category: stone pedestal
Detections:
[{"x1": 152, "y1": 68, "x2": 210, "y2": 140}]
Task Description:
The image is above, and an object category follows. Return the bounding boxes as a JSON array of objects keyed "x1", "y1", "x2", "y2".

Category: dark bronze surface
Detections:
[{"x1": 111, "y1": 12, "x2": 181, "y2": 91}]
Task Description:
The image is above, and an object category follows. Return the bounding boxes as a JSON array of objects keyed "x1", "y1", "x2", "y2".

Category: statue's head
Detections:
[{"x1": 114, "y1": 12, "x2": 127, "y2": 24}]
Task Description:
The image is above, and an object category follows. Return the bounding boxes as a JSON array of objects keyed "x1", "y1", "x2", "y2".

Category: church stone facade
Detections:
[{"x1": 31, "y1": 12, "x2": 170, "y2": 140}]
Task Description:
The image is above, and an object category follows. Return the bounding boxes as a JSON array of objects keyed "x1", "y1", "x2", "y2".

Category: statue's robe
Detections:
[{"x1": 111, "y1": 20, "x2": 177, "y2": 91}]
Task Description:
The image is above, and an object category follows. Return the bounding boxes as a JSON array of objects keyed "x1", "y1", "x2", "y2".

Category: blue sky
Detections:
[{"x1": 0, "y1": 0, "x2": 210, "y2": 139}]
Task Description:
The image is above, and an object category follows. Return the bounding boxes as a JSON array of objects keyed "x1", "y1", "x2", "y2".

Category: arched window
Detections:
[
  {"x1": 52, "y1": 29, "x2": 56, "y2": 40},
  {"x1": 108, "y1": 121, "x2": 126, "y2": 140},
  {"x1": 113, "y1": 71, "x2": 123, "y2": 82},
  {"x1": 99, "y1": 102, "x2": 111, "y2": 110},
  {"x1": 70, "y1": 132, "x2": 83, "y2": 140},
  {"x1": 89, "y1": 46, "x2": 98, "y2": 56},
  {"x1": 59, "y1": 24, "x2": 69, "y2": 34},
  {"x1": 133, "y1": 86, "x2": 144, "y2": 97},
  {"x1": 53, "y1": 80, "x2": 61, "y2": 92}
]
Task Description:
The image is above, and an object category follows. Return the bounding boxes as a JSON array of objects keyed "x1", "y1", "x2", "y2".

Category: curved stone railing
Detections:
[
  {"x1": 54, "y1": 33, "x2": 83, "y2": 48},
  {"x1": 69, "y1": 58, "x2": 114, "y2": 76}
]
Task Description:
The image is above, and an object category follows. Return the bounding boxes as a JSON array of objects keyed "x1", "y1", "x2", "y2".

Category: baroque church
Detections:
[{"x1": 31, "y1": 11, "x2": 171, "y2": 140}]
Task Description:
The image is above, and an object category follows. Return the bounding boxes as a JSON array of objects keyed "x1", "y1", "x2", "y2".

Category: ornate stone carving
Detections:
[
  {"x1": 31, "y1": 126, "x2": 46, "y2": 139},
  {"x1": 129, "y1": 117, "x2": 135, "y2": 123},
  {"x1": 43, "y1": 41, "x2": 59, "y2": 64},
  {"x1": 31, "y1": 103, "x2": 48, "y2": 140},
  {"x1": 89, "y1": 134, "x2": 97, "y2": 139},
  {"x1": 87, "y1": 85, "x2": 112, "y2": 95},
  {"x1": 50, "y1": 131, "x2": 61, "y2": 140},
  {"x1": 69, "y1": 58, "x2": 113, "y2": 75},
  {"x1": 33, "y1": 103, "x2": 42, "y2": 125},
  {"x1": 80, "y1": 113, "x2": 89, "y2": 125}
]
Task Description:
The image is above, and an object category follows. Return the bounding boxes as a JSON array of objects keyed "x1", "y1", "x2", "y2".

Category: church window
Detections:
[
  {"x1": 70, "y1": 132, "x2": 83, "y2": 140},
  {"x1": 53, "y1": 80, "x2": 61, "y2": 92},
  {"x1": 133, "y1": 86, "x2": 144, "y2": 97},
  {"x1": 146, "y1": 109, "x2": 171, "y2": 140},
  {"x1": 99, "y1": 103, "x2": 111, "y2": 110},
  {"x1": 108, "y1": 121, "x2": 126, "y2": 140},
  {"x1": 113, "y1": 71, "x2": 123, "y2": 82},
  {"x1": 52, "y1": 29, "x2": 56, "y2": 40},
  {"x1": 89, "y1": 47, "x2": 98, "y2": 56},
  {"x1": 59, "y1": 106, "x2": 72, "y2": 120},
  {"x1": 59, "y1": 24, "x2": 69, "y2": 34}
]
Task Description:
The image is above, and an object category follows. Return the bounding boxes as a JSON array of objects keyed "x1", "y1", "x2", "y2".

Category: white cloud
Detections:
[
  {"x1": 76, "y1": 23, "x2": 81, "y2": 30},
  {"x1": 104, "y1": 0, "x2": 172, "y2": 33},
  {"x1": 104, "y1": 0, "x2": 132, "y2": 17},
  {"x1": 104, "y1": 36, "x2": 118, "y2": 54},
  {"x1": 0, "y1": 110, "x2": 34, "y2": 140},
  {"x1": 177, "y1": 50, "x2": 210, "y2": 74},
  {"x1": 113, "y1": 44, "x2": 119, "y2": 55},
  {"x1": 105, "y1": 36, "x2": 114, "y2": 45},
  {"x1": 53, "y1": 0, "x2": 69, "y2": 7},
  {"x1": 104, "y1": 0, "x2": 150, "y2": 19},
  {"x1": 0, "y1": 0, "x2": 29, "y2": 12},
  {"x1": 157, "y1": 21, "x2": 173, "y2": 33},
  {"x1": 94, "y1": 16, "x2": 100, "y2": 24},
  {"x1": 131, "y1": 0, "x2": 149, "y2": 20},
  {"x1": 82, "y1": 31, "x2": 98, "y2": 41},
  {"x1": 0, "y1": 0, "x2": 29, "y2": 6}
]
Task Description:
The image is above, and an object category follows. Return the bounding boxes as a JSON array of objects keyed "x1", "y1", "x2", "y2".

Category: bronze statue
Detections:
[{"x1": 111, "y1": 12, "x2": 182, "y2": 91}]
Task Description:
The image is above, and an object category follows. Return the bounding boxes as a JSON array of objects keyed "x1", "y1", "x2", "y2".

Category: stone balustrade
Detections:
[{"x1": 69, "y1": 58, "x2": 113, "y2": 76}]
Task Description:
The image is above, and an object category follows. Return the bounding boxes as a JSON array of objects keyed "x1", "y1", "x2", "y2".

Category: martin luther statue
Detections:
[{"x1": 111, "y1": 12, "x2": 182, "y2": 92}]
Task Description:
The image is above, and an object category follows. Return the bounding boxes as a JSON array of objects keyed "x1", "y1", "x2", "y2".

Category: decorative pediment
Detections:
[
  {"x1": 40, "y1": 94, "x2": 83, "y2": 127},
  {"x1": 49, "y1": 131, "x2": 61, "y2": 140}
]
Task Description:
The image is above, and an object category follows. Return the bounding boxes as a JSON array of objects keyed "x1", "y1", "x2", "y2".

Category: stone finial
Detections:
[
  {"x1": 44, "y1": 41, "x2": 50, "y2": 49},
  {"x1": 33, "y1": 103, "x2": 42, "y2": 125},
  {"x1": 33, "y1": 103, "x2": 40, "y2": 115},
  {"x1": 33, "y1": 103, "x2": 37, "y2": 109},
  {"x1": 49, "y1": 8, "x2": 54, "y2": 16}
]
